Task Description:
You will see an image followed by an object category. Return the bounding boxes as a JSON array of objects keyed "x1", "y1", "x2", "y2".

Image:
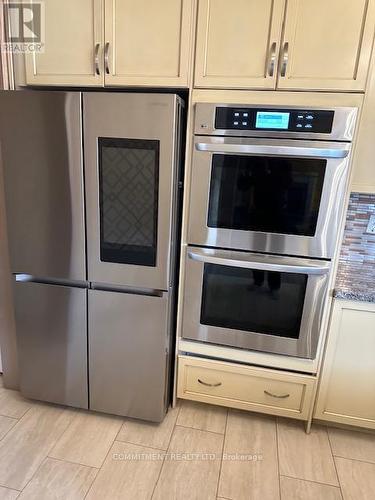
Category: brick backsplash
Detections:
[{"x1": 335, "y1": 193, "x2": 375, "y2": 297}]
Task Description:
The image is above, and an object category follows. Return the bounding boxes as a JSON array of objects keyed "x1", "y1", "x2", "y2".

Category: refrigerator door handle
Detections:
[
  {"x1": 15, "y1": 274, "x2": 89, "y2": 288},
  {"x1": 90, "y1": 282, "x2": 167, "y2": 298}
]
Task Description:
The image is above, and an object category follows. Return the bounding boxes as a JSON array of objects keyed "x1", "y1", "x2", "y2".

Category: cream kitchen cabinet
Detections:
[
  {"x1": 178, "y1": 355, "x2": 316, "y2": 421},
  {"x1": 278, "y1": 0, "x2": 375, "y2": 92},
  {"x1": 194, "y1": 0, "x2": 375, "y2": 92},
  {"x1": 351, "y1": 41, "x2": 375, "y2": 193},
  {"x1": 25, "y1": 0, "x2": 194, "y2": 87},
  {"x1": 194, "y1": 0, "x2": 286, "y2": 89},
  {"x1": 314, "y1": 300, "x2": 375, "y2": 429},
  {"x1": 104, "y1": 0, "x2": 194, "y2": 87},
  {"x1": 25, "y1": 0, "x2": 104, "y2": 86}
]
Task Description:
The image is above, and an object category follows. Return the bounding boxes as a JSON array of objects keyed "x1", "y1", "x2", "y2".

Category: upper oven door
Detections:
[
  {"x1": 182, "y1": 247, "x2": 331, "y2": 359},
  {"x1": 188, "y1": 136, "x2": 351, "y2": 259},
  {"x1": 83, "y1": 93, "x2": 180, "y2": 291}
]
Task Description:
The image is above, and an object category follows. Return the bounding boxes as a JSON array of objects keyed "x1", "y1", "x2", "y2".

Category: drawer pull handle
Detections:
[
  {"x1": 264, "y1": 390, "x2": 290, "y2": 399},
  {"x1": 198, "y1": 378, "x2": 222, "y2": 388}
]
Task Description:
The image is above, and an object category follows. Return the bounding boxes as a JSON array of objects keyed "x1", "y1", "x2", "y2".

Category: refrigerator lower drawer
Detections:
[
  {"x1": 88, "y1": 289, "x2": 169, "y2": 422},
  {"x1": 14, "y1": 281, "x2": 88, "y2": 409}
]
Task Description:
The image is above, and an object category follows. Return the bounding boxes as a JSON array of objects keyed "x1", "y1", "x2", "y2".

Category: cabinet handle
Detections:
[
  {"x1": 267, "y1": 42, "x2": 277, "y2": 77},
  {"x1": 104, "y1": 42, "x2": 110, "y2": 75},
  {"x1": 94, "y1": 43, "x2": 100, "y2": 75},
  {"x1": 280, "y1": 42, "x2": 289, "y2": 77},
  {"x1": 198, "y1": 378, "x2": 222, "y2": 388},
  {"x1": 264, "y1": 390, "x2": 290, "y2": 399}
]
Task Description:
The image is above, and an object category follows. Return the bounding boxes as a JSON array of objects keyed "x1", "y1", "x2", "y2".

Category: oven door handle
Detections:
[
  {"x1": 195, "y1": 142, "x2": 349, "y2": 159},
  {"x1": 188, "y1": 250, "x2": 330, "y2": 276}
]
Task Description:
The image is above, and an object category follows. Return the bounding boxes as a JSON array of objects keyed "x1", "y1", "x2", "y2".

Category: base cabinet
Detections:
[
  {"x1": 314, "y1": 300, "x2": 375, "y2": 429},
  {"x1": 178, "y1": 355, "x2": 316, "y2": 420}
]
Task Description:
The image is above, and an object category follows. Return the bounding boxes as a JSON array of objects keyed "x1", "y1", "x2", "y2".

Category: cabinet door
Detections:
[
  {"x1": 25, "y1": 0, "x2": 104, "y2": 86},
  {"x1": 104, "y1": 0, "x2": 194, "y2": 87},
  {"x1": 351, "y1": 47, "x2": 375, "y2": 193},
  {"x1": 278, "y1": 0, "x2": 375, "y2": 91},
  {"x1": 315, "y1": 300, "x2": 375, "y2": 429},
  {"x1": 194, "y1": 0, "x2": 286, "y2": 89}
]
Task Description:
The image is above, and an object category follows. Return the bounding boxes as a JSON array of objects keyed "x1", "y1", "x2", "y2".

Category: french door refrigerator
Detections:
[{"x1": 0, "y1": 90, "x2": 183, "y2": 422}]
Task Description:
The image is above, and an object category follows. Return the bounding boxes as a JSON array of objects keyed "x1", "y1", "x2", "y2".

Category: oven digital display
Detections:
[{"x1": 255, "y1": 111, "x2": 290, "y2": 130}]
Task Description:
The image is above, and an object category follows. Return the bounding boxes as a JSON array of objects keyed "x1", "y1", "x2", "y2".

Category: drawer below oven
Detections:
[{"x1": 177, "y1": 356, "x2": 316, "y2": 421}]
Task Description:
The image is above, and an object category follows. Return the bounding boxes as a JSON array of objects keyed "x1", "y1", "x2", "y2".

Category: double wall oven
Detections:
[{"x1": 182, "y1": 103, "x2": 357, "y2": 359}]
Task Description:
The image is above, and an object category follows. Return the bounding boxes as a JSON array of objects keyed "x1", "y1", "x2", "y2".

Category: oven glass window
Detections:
[
  {"x1": 208, "y1": 155, "x2": 326, "y2": 236},
  {"x1": 99, "y1": 137, "x2": 159, "y2": 266},
  {"x1": 201, "y1": 264, "x2": 308, "y2": 338}
]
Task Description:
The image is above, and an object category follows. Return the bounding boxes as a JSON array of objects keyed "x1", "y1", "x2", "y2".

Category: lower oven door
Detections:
[{"x1": 182, "y1": 247, "x2": 331, "y2": 359}]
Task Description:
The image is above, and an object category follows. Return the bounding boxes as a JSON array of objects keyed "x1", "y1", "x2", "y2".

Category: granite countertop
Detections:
[
  {"x1": 334, "y1": 261, "x2": 375, "y2": 303},
  {"x1": 334, "y1": 193, "x2": 375, "y2": 304}
]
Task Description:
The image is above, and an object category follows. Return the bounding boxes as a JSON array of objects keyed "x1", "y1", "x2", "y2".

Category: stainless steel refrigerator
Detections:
[{"x1": 0, "y1": 91, "x2": 183, "y2": 422}]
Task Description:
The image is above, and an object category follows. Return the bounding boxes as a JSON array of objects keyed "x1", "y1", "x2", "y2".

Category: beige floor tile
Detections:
[
  {"x1": 49, "y1": 410, "x2": 123, "y2": 468},
  {"x1": 277, "y1": 419, "x2": 338, "y2": 486},
  {"x1": 218, "y1": 410, "x2": 279, "y2": 500},
  {"x1": 0, "y1": 486, "x2": 19, "y2": 500},
  {"x1": 117, "y1": 405, "x2": 179, "y2": 451},
  {"x1": 153, "y1": 426, "x2": 223, "y2": 500},
  {"x1": 176, "y1": 400, "x2": 227, "y2": 434},
  {"x1": 335, "y1": 457, "x2": 375, "y2": 500},
  {"x1": 86, "y1": 441, "x2": 163, "y2": 500},
  {"x1": 0, "y1": 388, "x2": 32, "y2": 419},
  {"x1": 328, "y1": 427, "x2": 375, "y2": 464},
  {"x1": 0, "y1": 404, "x2": 74, "y2": 490},
  {"x1": 18, "y1": 458, "x2": 97, "y2": 500},
  {"x1": 280, "y1": 476, "x2": 342, "y2": 500},
  {"x1": 0, "y1": 416, "x2": 17, "y2": 440}
]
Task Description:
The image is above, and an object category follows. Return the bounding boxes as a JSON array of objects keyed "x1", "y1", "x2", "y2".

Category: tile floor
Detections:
[{"x1": 0, "y1": 375, "x2": 374, "y2": 499}]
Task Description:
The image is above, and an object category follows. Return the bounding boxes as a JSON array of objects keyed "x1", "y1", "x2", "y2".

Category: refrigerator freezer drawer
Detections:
[
  {"x1": 14, "y1": 281, "x2": 88, "y2": 409},
  {"x1": 88, "y1": 289, "x2": 169, "y2": 422}
]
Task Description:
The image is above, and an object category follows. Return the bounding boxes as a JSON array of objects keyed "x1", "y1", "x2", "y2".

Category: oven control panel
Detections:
[{"x1": 215, "y1": 107, "x2": 335, "y2": 133}]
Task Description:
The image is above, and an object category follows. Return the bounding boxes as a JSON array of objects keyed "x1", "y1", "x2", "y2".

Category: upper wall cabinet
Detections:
[
  {"x1": 194, "y1": 0, "x2": 286, "y2": 89},
  {"x1": 24, "y1": 0, "x2": 194, "y2": 87},
  {"x1": 104, "y1": 0, "x2": 194, "y2": 87},
  {"x1": 279, "y1": 0, "x2": 375, "y2": 92},
  {"x1": 194, "y1": 0, "x2": 375, "y2": 92},
  {"x1": 351, "y1": 41, "x2": 375, "y2": 193},
  {"x1": 25, "y1": 0, "x2": 104, "y2": 86}
]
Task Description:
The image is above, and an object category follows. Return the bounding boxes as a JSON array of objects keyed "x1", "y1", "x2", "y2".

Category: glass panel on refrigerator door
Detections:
[
  {"x1": 208, "y1": 155, "x2": 326, "y2": 237},
  {"x1": 98, "y1": 137, "x2": 160, "y2": 267}
]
